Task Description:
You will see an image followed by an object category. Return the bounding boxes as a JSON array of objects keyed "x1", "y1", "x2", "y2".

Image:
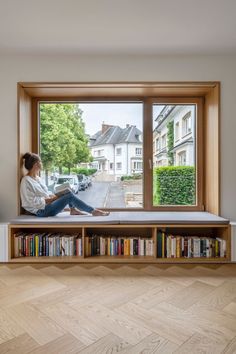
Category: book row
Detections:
[
  {"x1": 13, "y1": 232, "x2": 82, "y2": 257},
  {"x1": 85, "y1": 235, "x2": 154, "y2": 256},
  {"x1": 157, "y1": 232, "x2": 227, "y2": 258}
]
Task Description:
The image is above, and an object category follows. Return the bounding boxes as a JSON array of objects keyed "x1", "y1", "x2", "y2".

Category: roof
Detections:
[{"x1": 89, "y1": 125, "x2": 142, "y2": 147}]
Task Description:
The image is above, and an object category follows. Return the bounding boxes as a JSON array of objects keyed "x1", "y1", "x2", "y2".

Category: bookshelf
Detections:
[{"x1": 8, "y1": 214, "x2": 231, "y2": 263}]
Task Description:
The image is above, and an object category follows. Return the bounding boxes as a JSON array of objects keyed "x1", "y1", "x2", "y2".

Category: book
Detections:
[{"x1": 54, "y1": 182, "x2": 72, "y2": 196}]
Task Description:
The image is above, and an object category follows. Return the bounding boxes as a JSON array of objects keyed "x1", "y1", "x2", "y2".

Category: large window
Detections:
[
  {"x1": 36, "y1": 97, "x2": 203, "y2": 211},
  {"x1": 18, "y1": 82, "x2": 219, "y2": 214},
  {"x1": 39, "y1": 102, "x2": 143, "y2": 209}
]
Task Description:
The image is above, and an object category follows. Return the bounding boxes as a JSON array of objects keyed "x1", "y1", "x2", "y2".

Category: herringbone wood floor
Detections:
[{"x1": 0, "y1": 264, "x2": 236, "y2": 354}]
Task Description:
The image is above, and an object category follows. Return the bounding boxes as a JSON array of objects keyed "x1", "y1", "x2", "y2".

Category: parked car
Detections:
[
  {"x1": 77, "y1": 174, "x2": 88, "y2": 191},
  {"x1": 86, "y1": 175, "x2": 92, "y2": 187},
  {"x1": 54, "y1": 175, "x2": 79, "y2": 194}
]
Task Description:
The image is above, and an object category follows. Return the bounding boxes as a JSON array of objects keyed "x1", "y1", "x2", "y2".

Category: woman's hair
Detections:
[{"x1": 22, "y1": 152, "x2": 40, "y2": 171}]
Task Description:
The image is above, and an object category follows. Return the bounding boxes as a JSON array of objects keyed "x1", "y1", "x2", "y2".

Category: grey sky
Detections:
[
  {"x1": 79, "y1": 102, "x2": 164, "y2": 136},
  {"x1": 79, "y1": 103, "x2": 142, "y2": 136}
]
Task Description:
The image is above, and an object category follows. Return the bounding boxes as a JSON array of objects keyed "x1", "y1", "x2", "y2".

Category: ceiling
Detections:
[{"x1": 0, "y1": 0, "x2": 235, "y2": 55}]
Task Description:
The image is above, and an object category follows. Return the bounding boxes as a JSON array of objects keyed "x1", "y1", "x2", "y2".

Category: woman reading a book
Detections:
[{"x1": 20, "y1": 152, "x2": 109, "y2": 217}]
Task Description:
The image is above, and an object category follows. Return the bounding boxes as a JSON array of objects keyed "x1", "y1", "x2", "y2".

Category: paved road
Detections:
[
  {"x1": 77, "y1": 181, "x2": 110, "y2": 208},
  {"x1": 105, "y1": 182, "x2": 126, "y2": 208},
  {"x1": 49, "y1": 179, "x2": 141, "y2": 209}
]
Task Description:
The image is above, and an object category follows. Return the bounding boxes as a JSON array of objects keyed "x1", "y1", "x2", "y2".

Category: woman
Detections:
[{"x1": 20, "y1": 152, "x2": 109, "y2": 217}]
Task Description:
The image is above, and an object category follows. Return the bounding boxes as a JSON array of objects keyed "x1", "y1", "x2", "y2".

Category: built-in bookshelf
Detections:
[
  {"x1": 8, "y1": 220, "x2": 231, "y2": 263},
  {"x1": 156, "y1": 227, "x2": 229, "y2": 260}
]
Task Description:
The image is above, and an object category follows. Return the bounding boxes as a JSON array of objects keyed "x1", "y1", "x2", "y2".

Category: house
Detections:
[
  {"x1": 153, "y1": 105, "x2": 195, "y2": 167},
  {"x1": 89, "y1": 123, "x2": 142, "y2": 180}
]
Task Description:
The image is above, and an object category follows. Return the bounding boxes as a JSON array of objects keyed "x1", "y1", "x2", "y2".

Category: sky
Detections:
[
  {"x1": 79, "y1": 103, "x2": 143, "y2": 136},
  {"x1": 78, "y1": 103, "x2": 164, "y2": 136},
  {"x1": 40, "y1": 102, "x2": 164, "y2": 136}
]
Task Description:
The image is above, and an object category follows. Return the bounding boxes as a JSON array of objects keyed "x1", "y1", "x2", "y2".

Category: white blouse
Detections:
[{"x1": 20, "y1": 175, "x2": 50, "y2": 214}]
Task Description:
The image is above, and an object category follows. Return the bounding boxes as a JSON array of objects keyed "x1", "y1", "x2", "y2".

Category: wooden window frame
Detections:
[{"x1": 17, "y1": 82, "x2": 220, "y2": 215}]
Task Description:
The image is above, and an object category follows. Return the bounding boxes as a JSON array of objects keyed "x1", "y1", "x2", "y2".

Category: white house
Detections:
[
  {"x1": 153, "y1": 105, "x2": 195, "y2": 167},
  {"x1": 89, "y1": 123, "x2": 143, "y2": 180}
]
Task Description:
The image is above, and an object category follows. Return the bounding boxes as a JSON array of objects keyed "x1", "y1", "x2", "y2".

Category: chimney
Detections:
[
  {"x1": 102, "y1": 122, "x2": 114, "y2": 133},
  {"x1": 126, "y1": 124, "x2": 130, "y2": 128}
]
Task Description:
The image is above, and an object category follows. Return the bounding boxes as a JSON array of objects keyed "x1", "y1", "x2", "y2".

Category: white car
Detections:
[{"x1": 54, "y1": 175, "x2": 79, "y2": 194}]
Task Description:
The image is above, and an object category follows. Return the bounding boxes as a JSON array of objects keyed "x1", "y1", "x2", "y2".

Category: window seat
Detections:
[
  {"x1": 11, "y1": 211, "x2": 229, "y2": 225},
  {"x1": 8, "y1": 211, "x2": 231, "y2": 263}
]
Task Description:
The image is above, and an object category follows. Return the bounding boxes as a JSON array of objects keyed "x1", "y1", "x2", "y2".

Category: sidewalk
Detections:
[
  {"x1": 104, "y1": 180, "x2": 143, "y2": 208},
  {"x1": 104, "y1": 182, "x2": 126, "y2": 208}
]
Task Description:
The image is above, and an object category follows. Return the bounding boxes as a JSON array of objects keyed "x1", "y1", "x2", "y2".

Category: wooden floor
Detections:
[{"x1": 0, "y1": 264, "x2": 236, "y2": 354}]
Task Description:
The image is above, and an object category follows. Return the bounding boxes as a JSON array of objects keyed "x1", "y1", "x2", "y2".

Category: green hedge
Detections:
[
  {"x1": 153, "y1": 166, "x2": 195, "y2": 205},
  {"x1": 121, "y1": 174, "x2": 142, "y2": 181},
  {"x1": 62, "y1": 167, "x2": 97, "y2": 176}
]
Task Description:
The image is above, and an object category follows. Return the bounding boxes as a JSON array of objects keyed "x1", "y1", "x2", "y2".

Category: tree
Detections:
[
  {"x1": 40, "y1": 103, "x2": 91, "y2": 184},
  {"x1": 167, "y1": 121, "x2": 174, "y2": 165}
]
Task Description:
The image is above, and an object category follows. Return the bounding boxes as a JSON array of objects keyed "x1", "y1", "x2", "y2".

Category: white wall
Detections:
[
  {"x1": 0, "y1": 54, "x2": 236, "y2": 221},
  {"x1": 0, "y1": 223, "x2": 8, "y2": 261}
]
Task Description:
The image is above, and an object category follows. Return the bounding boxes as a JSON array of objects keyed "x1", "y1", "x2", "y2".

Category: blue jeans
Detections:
[{"x1": 36, "y1": 191, "x2": 94, "y2": 217}]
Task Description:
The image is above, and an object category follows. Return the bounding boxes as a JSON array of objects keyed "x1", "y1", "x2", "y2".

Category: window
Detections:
[
  {"x1": 38, "y1": 100, "x2": 200, "y2": 209},
  {"x1": 156, "y1": 138, "x2": 160, "y2": 151},
  {"x1": 178, "y1": 151, "x2": 187, "y2": 166},
  {"x1": 152, "y1": 102, "x2": 197, "y2": 207},
  {"x1": 182, "y1": 112, "x2": 191, "y2": 136},
  {"x1": 39, "y1": 102, "x2": 143, "y2": 209},
  {"x1": 18, "y1": 82, "x2": 213, "y2": 212},
  {"x1": 93, "y1": 149, "x2": 104, "y2": 157},
  {"x1": 133, "y1": 161, "x2": 142, "y2": 171},
  {"x1": 175, "y1": 122, "x2": 180, "y2": 141},
  {"x1": 97, "y1": 149, "x2": 104, "y2": 157},
  {"x1": 161, "y1": 134, "x2": 167, "y2": 149}
]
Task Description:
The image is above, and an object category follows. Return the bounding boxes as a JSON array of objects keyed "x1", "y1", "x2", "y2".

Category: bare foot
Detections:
[
  {"x1": 70, "y1": 208, "x2": 88, "y2": 216},
  {"x1": 92, "y1": 209, "x2": 110, "y2": 216}
]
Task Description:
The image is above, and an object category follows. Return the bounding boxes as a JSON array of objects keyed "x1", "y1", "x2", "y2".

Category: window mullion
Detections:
[{"x1": 143, "y1": 99, "x2": 153, "y2": 210}]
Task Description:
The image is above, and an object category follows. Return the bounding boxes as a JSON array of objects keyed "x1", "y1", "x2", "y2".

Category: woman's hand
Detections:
[{"x1": 45, "y1": 195, "x2": 58, "y2": 204}]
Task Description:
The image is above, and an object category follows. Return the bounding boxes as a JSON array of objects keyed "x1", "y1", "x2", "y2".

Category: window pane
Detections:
[
  {"x1": 152, "y1": 104, "x2": 196, "y2": 206},
  {"x1": 39, "y1": 102, "x2": 143, "y2": 209}
]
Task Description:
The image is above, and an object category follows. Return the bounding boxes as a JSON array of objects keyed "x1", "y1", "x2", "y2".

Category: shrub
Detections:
[
  {"x1": 62, "y1": 167, "x2": 97, "y2": 176},
  {"x1": 153, "y1": 166, "x2": 195, "y2": 205},
  {"x1": 72, "y1": 167, "x2": 97, "y2": 176},
  {"x1": 121, "y1": 174, "x2": 142, "y2": 181}
]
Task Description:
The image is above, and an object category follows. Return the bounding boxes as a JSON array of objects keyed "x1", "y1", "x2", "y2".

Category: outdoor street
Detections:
[
  {"x1": 77, "y1": 181, "x2": 126, "y2": 208},
  {"x1": 48, "y1": 178, "x2": 142, "y2": 209}
]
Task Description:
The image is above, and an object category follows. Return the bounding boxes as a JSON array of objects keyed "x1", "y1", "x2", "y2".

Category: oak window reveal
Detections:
[{"x1": 18, "y1": 82, "x2": 219, "y2": 214}]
